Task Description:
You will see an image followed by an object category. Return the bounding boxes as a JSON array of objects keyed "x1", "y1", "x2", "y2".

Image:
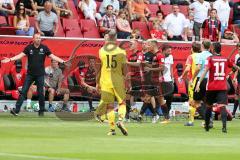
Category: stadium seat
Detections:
[
  {"x1": 80, "y1": 19, "x2": 100, "y2": 38},
  {"x1": 96, "y1": 1, "x2": 101, "y2": 12},
  {"x1": 229, "y1": 8, "x2": 233, "y2": 25},
  {"x1": 0, "y1": 16, "x2": 7, "y2": 25},
  {"x1": 62, "y1": 18, "x2": 83, "y2": 37},
  {"x1": 0, "y1": 26, "x2": 16, "y2": 35},
  {"x1": 68, "y1": 0, "x2": 79, "y2": 19},
  {"x1": 148, "y1": 22, "x2": 153, "y2": 31},
  {"x1": 132, "y1": 21, "x2": 151, "y2": 39},
  {"x1": 179, "y1": 5, "x2": 189, "y2": 17},
  {"x1": 55, "y1": 21, "x2": 66, "y2": 37},
  {"x1": 148, "y1": 4, "x2": 160, "y2": 17},
  {"x1": 160, "y1": 4, "x2": 172, "y2": 16},
  {"x1": 231, "y1": 24, "x2": 240, "y2": 37},
  {"x1": 7, "y1": 16, "x2": 14, "y2": 26}
]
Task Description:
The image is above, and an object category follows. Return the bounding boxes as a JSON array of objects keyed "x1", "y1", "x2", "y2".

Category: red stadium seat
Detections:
[
  {"x1": 62, "y1": 18, "x2": 83, "y2": 37},
  {"x1": 179, "y1": 5, "x2": 189, "y2": 17},
  {"x1": 148, "y1": 21, "x2": 153, "y2": 31},
  {"x1": 80, "y1": 19, "x2": 100, "y2": 38},
  {"x1": 7, "y1": 15, "x2": 14, "y2": 26},
  {"x1": 232, "y1": 24, "x2": 240, "y2": 37},
  {"x1": 148, "y1": 4, "x2": 160, "y2": 17},
  {"x1": 0, "y1": 16, "x2": 7, "y2": 25},
  {"x1": 55, "y1": 22, "x2": 66, "y2": 37},
  {"x1": 68, "y1": 0, "x2": 79, "y2": 19},
  {"x1": 96, "y1": 1, "x2": 101, "y2": 12},
  {"x1": 0, "y1": 27, "x2": 16, "y2": 35},
  {"x1": 132, "y1": 21, "x2": 151, "y2": 39},
  {"x1": 160, "y1": 4, "x2": 172, "y2": 17},
  {"x1": 229, "y1": 8, "x2": 233, "y2": 25}
]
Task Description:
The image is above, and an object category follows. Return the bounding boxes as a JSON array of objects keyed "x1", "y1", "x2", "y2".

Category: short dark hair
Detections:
[
  {"x1": 212, "y1": 42, "x2": 221, "y2": 54},
  {"x1": 106, "y1": 5, "x2": 113, "y2": 10},
  {"x1": 156, "y1": 10, "x2": 165, "y2": 18},
  {"x1": 192, "y1": 42, "x2": 201, "y2": 53},
  {"x1": 202, "y1": 40, "x2": 211, "y2": 50},
  {"x1": 162, "y1": 43, "x2": 172, "y2": 51}
]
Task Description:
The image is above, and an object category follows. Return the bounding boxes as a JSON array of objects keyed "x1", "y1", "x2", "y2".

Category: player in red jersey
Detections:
[{"x1": 195, "y1": 42, "x2": 239, "y2": 133}]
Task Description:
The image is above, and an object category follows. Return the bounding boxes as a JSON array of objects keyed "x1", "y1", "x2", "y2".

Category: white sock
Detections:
[{"x1": 27, "y1": 99, "x2": 31, "y2": 107}]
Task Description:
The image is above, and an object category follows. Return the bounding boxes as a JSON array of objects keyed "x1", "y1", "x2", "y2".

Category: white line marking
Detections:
[{"x1": 0, "y1": 152, "x2": 93, "y2": 160}]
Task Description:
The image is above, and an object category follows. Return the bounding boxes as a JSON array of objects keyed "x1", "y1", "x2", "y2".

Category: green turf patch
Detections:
[{"x1": 0, "y1": 113, "x2": 240, "y2": 160}]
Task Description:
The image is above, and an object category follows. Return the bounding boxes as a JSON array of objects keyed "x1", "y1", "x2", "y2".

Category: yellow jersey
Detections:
[{"x1": 99, "y1": 44, "x2": 127, "y2": 88}]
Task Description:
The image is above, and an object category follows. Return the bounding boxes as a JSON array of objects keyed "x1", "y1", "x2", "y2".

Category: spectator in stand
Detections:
[
  {"x1": 171, "y1": 0, "x2": 190, "y2": 5},
  {"x1": 36, "y1": 1, "x2": 58, "y2": 37},
  {"x1": 78, "y1": 0, "x2": 102, "y2": 23},
  {"x1": 35, "y1": 0, "x2": 48, "y2": 11},
  {"x1": 99, "y1": 0, "x2": 119, "y2": 16},
  {"x1": 200, "y1": 8, "x2": 221, "y2": 42},
  {"x1": 221, "y1": 28, "x2": 239, "y2": 44},
  {"x1": 116, "y1": 10, "x2": 132, "y2": 39},
  {"x1": 99, "y1": 5, "x2": 117, "y2": 36},
  {"x1": 0, "y1": 0, "x2": 15, "y2": 24},
  {"x1": 13, "y1": 3, "x2": 35, "y2": 36},
  {"x1": 129, "y1": 0, "x2": 151, "y2": 22},
  {"x1": 119, "y1": 0, "x2": 127, "y2": 9},
  {"x1": 52, "y1": 0, "x2": 72, "y2": 17},
  {"x1": 189, "y1": 0, "x2": 211, "y2": 41},
  {"x1": 128, "y1": 28, "x2": 144, "y2": 40},
  {"x1": 163, "y1": 4, "x2": 187, "y2": 41},
  {"x1": 185, "y1": 12, "x2": 194, "y2": 41},
  {"x1": 149, "y1": 10, "x2": 165, "y2": 29},
  {"x1": 233, "y1": 1, "x2": 240, "y2": 24},
  {"x1": 150, "y1": 21, "x2": 167, "y2": 40},
  {"x1": 213, "y1": 0, "x2": 230, "y2": 35},
  {"x1": 16, "y1": 0, "x2": 38, "y2": 16},
  {"x1": 149, "y1": 0, "x2": 170, "y2": 5}
]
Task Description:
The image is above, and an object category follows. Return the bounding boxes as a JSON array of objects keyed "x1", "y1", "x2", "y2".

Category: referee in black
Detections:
[{"x1": 1, "y1": 33, "x2": 66, "y2": 116}]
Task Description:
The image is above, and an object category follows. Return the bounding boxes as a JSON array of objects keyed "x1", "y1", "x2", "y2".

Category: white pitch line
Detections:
[{"x1": 0, "y1": 152, "x2": 93, "y2": 160}]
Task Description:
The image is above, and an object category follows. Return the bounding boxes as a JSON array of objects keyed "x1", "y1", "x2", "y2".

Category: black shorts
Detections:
[
  {"x1": 206, "y1": 90, "x2": 228, "y2": 105},
  {"x1": 128, "y1": 79, "x2": 142, "y2": 97},
  {"x1": 193, "y1": 78, "x2": 207, "y2": 101}
]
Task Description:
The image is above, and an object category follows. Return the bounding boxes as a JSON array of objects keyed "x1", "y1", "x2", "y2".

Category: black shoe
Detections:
[
  {"x1": 117, "y1": 121, "x2": 128, "y2": 136},
  {"x1": 38, "y1": 111, "x2": 44, "y2": 117},
  {"x1": 90, "y1": 108, "x2": 96, "y2": 112},
  {"x1": 222, "y1": 127, "x2": 227, "y2": 133},
  {"x1": 10, "y1": 109, "x2": 18, "y2": 116},
  {"x1": 205, "y1": 125, "x2": 210, "y2": 132}
]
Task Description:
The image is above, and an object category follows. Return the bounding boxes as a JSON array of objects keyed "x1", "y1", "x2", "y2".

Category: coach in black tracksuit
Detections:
[{"x1": 1, "y1": 33, "x2": 66, "y2": 116}]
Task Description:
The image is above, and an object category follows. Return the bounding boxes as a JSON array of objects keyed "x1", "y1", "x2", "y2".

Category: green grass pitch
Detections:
[{"x1": 0, "y1": 112, "x2": 240, "y2": 160}]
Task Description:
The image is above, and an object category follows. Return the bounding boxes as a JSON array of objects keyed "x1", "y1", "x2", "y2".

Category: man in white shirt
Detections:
[
  {"x1": 163, "y1": 4, "x2": 188, "y2": 41},
  {"x1": 189, "y1": 0, "x2": 211, "y2": 41},
  {"x1": 213, "y1": 0, "x2": 231, "y2": 35},
  {"x1": 0, "y1": 0, "x2": 15, "y2": 24},
  {"x1": 99, "y1": 0, "x2": 119, "y2": 16}
]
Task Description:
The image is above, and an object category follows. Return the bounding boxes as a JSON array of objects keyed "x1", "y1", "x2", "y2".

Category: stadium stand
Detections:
[
  {"x1": 62, "y1": 18, "x2": 83, "y2": 37},
  {"x1": 80, "y1": 19, "x2": 101, "y2": 38},
  {"x1": 131, "y1": 21, "x2": 151, "y2": 39},
  {"x1": 147, "y1": 4, "x2": 159, "y2": 17}
]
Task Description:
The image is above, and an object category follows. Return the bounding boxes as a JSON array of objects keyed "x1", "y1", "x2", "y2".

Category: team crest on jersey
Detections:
[
  {"x1": 39, "y1": 48, "x2": 44, "y2": 54},
  {"x1": 30, "y1": 50, "x2": 33, "y2": 54},
  {"x1": 16, "y1": 74, "x2": 22, "y2": 80}
]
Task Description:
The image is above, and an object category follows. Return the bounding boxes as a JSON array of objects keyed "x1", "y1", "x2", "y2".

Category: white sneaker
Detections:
[{"x1": 152, "y1": 116, "x2": 157, "y2": 123}]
